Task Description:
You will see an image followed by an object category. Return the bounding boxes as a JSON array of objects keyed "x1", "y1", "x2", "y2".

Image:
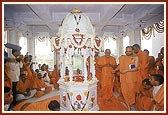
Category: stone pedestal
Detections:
[{"x1": 58, "y1": 79, "x2": 99, "y2": 111}]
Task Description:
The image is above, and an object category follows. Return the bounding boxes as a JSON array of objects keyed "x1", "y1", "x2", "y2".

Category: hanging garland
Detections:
[
  {"x1": 50, "y1": 36, "x2": 63, "y2": 49},
  {"x1": 73, "y1": 34, "x2": 84, "y2": 45},
  {"x1": 93, "y1": 37, "x2": 103, "y2": 50},
  {"x1": 142, "y1": 20, "x2": 164, "y2": 40},
  {"x1": 70, "y1": 34, "x2": 88, "y2": 48},
  {"x1": 54, "y1": 37, "x2": 59, "y2": 46},
  {"x1": 153, "y1": 20, "x2": 164, "y2": 33},
  {"x1": 37, "y1": 36, "x2": 49, "y2": 42},
  {"x1": 142, "y1": 26, "x2": 153, "y2": 40}
]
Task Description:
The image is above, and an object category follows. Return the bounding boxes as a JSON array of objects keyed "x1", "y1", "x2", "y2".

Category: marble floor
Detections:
[
  {"x1": 25, "y1": 84, "x2": 59, "y2": 103},
  {"x1": 23, "y1": 84, "x2": 136, "y2": 111}
]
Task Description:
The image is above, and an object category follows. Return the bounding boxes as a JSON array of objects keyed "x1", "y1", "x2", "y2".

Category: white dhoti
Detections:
[{"x1": 16, "y1": 89, "x2": 37, "y2": 101}]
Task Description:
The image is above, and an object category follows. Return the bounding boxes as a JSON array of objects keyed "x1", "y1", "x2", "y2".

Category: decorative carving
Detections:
[
  {"x1": 71, "y1": 8, "x2": 82, "y2": 14},
  {"x1": 54, "y1": 9, "x2": 100, "y2": 111},
  {"x1": 74, "y1": 15, "x2": 81, "y2": 25}
]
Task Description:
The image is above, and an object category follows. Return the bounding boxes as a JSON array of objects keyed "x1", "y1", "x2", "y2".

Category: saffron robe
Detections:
[
  {"x1": 118, "y1": 55, "x2": 138, "y2": 106},
  {"x1": 22, "y1": 61, "x2": 33, "y2": 89},
  {"x1": 51, "y1": 68, "x2": 60, "y2": 89},
  {"x1": 33, "y1": 78, "x2": 52, "y2": 97},
  {"x1": 94, "y1": 55, "x2": 101, "y2": 92},
  {"x1": 4, "y1": 63, "x2": 12, "y2": 88},
  {"x1": 136, "y1": 85, "x2": 153, "y2": 111},
  {"x1": 136, "y1": 50, "x2": 149, "y2": 91},
  {"x1": 12, "y1": 95, "x2": 60, "y2": 111},
  {"x1": 16, "y1": 79, "x2": 30, "y2": 93},
  {"x1": 97, "y1": 55, "x2": 116, "y2": 100},
  {"x1": 153, "y1": 84, "x2": 164, "y2": 111}
]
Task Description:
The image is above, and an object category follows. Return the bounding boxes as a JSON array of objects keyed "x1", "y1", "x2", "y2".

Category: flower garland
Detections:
[
  {"x1": 142, "y1": 26, "x2": 153, "y2": 40},
  {"x1": 50, "y1": 36, "x2": 63, "y2": 49},
  {"x1": 142, "y1": 20, "x2": 164, "y2": 40},
  {"x1": 153, "y1": 20, "x2": 164, "y2": 33},
  {"x1": 70, "y1": 34, "x2": 88, "y2": 48},
  {"x1": 37, "y1": 36, "x2": 48, "y2": 42},
  {"x1": 73, "y1": 34, "x2": 84, "y2": 45},
  {"x1": 93, "y1": 37, "x2": 103, "y2": 50},
  {"x1": 55, "y1": 37, "x2": 60, "y2": 46}
]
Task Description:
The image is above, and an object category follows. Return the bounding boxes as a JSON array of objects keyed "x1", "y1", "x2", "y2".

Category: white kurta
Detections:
[{"x1": 8, "y1": 54, "x2": 23, "y2": 82}]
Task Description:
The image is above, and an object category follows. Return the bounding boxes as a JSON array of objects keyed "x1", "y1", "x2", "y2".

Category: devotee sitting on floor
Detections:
[
  {"x1": 45, "y1": 64, "x2": 53, "y2": 80},
  {"x1": 4, "y1": 86, "x2": 13, "y2": 111},
  {"x1": 135, "y1": 78, "x2": 153, "y2": 111},
  {"x1": 39, "y1": 64, "x2": 50, "y2": 83},
  {"x1": 12, "y1": 95, "x2": 60, "y2": 111},
  {"x1": 16, "y1": 73, "x2": 37, "y2": 102},
  {"x1": 48, "y1": 100, "x2": 60, "y2": 111},
  {"x1": 33, "y1": 73, "x2": 52, "y2": 97},
  {"x1": 149, "y1": 74, "x2": 164, "y2": 111},
  {"x1": 21, "y1": 55, "x2": 34, "y2": 89},
  {"x1": 51, "y1": 64, "x2": 60, "y2": 90},
  {"x1": 143, "y1": 49, "x2": 163, "y2": 76},
  {"x1": 155, "y1": 47, "x2": 164, "y2": 72}
]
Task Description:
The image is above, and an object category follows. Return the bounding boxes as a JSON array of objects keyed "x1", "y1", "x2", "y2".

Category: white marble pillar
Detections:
[
  {"x1": 7, "y1": 29, "x2": 19, "y2": 55},
  {"x1": 69, "y1": 64, "x2": 73, "y2": 82},
  {"x1": 90, "y1": 51, "x2": 96, "y2": 79},
  {"x1": 60, "y1": 50, "x2": 63, "y2": 79},
  {"x1": 117, "y1": 37, "x2": 123, "y2": 56},
  {"x1": 8, "y1": 29, "x2": 18, "y2": 45},
  {"x1": 83, "y1": 48, "x2": 88, "y2": 82},
  {"x1": 133, "y1": 30, "x2": 141, "y2": 44},
  {"x1": 27, "y1": 37, "x2": 35, "y2": 60}
]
